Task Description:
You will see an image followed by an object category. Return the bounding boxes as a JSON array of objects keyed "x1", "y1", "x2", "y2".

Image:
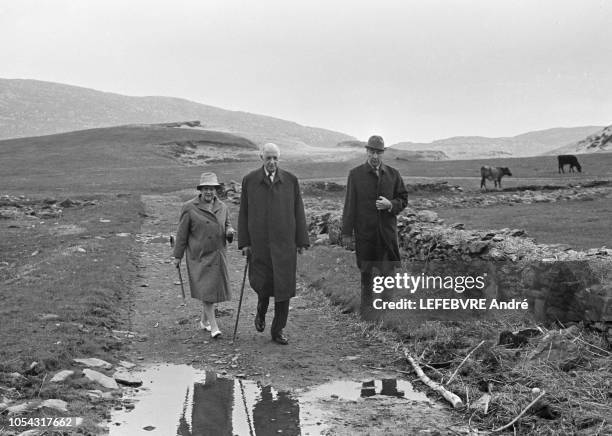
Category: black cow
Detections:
[
  {"x1": 480, "y1": 166, "x2": 512, "y2": 190},
  {"x1": 557, "y1": 155, "x2": 581, "y2": 173}
]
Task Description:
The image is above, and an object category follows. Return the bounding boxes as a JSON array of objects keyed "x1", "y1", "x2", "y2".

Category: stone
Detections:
[
  {"x1": 87, "y1": 389, "x2": 114, "y2": 400},
  {"x1": 59, "y1": 198, "x2": 78, "y2": 207},
  {"x1": 83, "y1": 369, "x2": 119, "y2": 389},
  {"x1": 113, "y1": 370, "x2": 143, "y2": 387},
  {"x1": 39, "y1": 313, "x2": 60, "y2": 321},
  {"x1": 7, "y1": 401, "x2": 39, "y2": 415},
  {"x1": 38, "y1": 399, "x2": 68, "y2": 412},
  {"x1": 416, "y1": 210, "x2": 439, "y2": 223},
  {"x1": 16, "y1": 430, "x2": 44, "y2": 436},
  {"x1": 118, "y1": 360, "x2": 136, "y2": 369},
  {"x1": 74, "y1": 357, "x2": 113, "y2": 369},
  {"x1": 50, "y1": 370, "x2": 74, "y2": 383}
]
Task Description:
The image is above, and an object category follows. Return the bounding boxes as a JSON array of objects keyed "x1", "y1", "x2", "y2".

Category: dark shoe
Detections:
[
  {"x1": 272, "y1": 333, "x2": 289, "y2": 345},
  {"x1": 254, "y1": 314, "x2": 265, "y2": 332}
]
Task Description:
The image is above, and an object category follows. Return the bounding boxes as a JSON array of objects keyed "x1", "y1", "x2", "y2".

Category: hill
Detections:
[
  {"x1": 392, "y1": 126, "x2": 603, "y2": 159},
  {"x1": 0, "y1": 125, "x2": 262, "y2": 193},
  {"x1": 0, "y1": 78, "x2": 355, "y2": 152},
  {"x1": 546, "y1": 124, "x2": 612, "y2": 155}
]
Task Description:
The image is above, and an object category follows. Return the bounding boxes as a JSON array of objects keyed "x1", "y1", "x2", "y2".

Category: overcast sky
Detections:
[{"x1": 1, "y1": 0, "x2": 611, "y2": 143}]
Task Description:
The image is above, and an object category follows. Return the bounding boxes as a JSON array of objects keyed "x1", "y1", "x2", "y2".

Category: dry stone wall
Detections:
[{"x1": 308, "y1": 207, "x2": 612, "y2": 325}]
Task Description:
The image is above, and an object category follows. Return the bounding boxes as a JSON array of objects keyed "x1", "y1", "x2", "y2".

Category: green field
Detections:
[{"x1": 2, "y1": 125, "x2": 612, "y2": 195}]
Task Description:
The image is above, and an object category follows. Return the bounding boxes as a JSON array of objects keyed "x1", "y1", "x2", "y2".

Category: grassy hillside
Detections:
[
  {"x1": 0, "y1": 78, "x2": 355, "y2": 149},
  {"x1": 0, "y1": 125, "x2": 257, "y2": 194},
  {"x1": 2, "y1": 126, "x2": 612, "y2": 196}
]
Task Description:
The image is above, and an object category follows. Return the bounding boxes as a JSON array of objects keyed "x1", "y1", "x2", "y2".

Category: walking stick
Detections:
[
  {"x1": 169, "y1": 235, "x2": 186, "y2": 304},
  {"x1": 231, "y1": 258, "x2": 249, "y2": 344}
]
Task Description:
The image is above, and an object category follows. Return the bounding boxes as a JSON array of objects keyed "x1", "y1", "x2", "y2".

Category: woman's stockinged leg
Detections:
[{"x1": 202, "y1": 302, "x2": 220, "y2": 338}]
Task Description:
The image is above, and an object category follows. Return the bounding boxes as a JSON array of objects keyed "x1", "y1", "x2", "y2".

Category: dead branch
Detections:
[
  {"x1": 404, "y1": 349, "x2": 464, "y2": 408},
  {"x1": 446, "y1": 340, "x2": 485, "y2": 385},
  {"x1": 491, "y1": 390, "x2": 546, "y2": 432}
]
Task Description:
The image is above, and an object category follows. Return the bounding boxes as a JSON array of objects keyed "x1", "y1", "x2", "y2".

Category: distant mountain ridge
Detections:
[
  {"x1": 392, "y1": 126, "x2": 604, "y2": 159},
  {"x1": 546, "y1": 124, "x2": 612, "y2": 155},
  {"x1": 0, "y1": 78, "x2": 354, "y2": 150}
]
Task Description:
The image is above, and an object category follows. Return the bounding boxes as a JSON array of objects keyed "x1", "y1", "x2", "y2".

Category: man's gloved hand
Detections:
[
  {"x1": 173, "y1": 257, "x2": 181, "y2": 268},
  {"x1": 226, "y1": 228, "x2": 234, "y2": 243},
  {"x1": 242, "y1": 246, "x2": 252, "y2": 260}
]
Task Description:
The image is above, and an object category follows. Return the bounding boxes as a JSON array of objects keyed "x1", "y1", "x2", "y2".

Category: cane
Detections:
[
  {"x1": 231, "y1": 258, "x2": 249, "y2": 344},
  {"x1": 169, "y1": 235, "x2": 186, "y2": 304}
]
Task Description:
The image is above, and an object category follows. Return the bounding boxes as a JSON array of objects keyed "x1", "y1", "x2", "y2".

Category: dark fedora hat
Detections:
[{"x1": 366, "y1": 135, "x2": 385, "y2": 151}]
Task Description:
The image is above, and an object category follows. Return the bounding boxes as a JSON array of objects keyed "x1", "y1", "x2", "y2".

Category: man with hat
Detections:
[
  {"x1": 341, "y1": 135, "x2": 408, "y2": 318},
  {"x1": 173, "y1": 172, "x2": 234, "y2": 338},
  {"x1": 238, "y1": 143, "x2": 310, "y2": 345}
]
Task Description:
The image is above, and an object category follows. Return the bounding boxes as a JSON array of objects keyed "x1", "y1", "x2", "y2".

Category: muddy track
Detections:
[{"x1": 121, "y1": 193, "x2": 465, "y2": 435}]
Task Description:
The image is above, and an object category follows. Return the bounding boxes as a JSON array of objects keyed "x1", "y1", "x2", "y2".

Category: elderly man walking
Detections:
[
  {"x1": 341, "y1": 135, "x2": 408, "y2": 318},
  {"x1": 238, "y1": 143, "x2": 310, "y2": 345}
]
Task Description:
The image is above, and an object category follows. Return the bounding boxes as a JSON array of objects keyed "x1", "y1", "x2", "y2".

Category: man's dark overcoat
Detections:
[
  {"x1": 342, "y1": 162, "x2": 408, "y2": 270},
  {"x1": 238, "y1": 167, "x2": 309, "y2": 302}
]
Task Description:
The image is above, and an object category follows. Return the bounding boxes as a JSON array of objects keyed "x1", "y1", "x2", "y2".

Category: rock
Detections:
[
  {"x1": 17, "y1": 430, "x2": 44, "y2": 436},
  {"x1": 59, "y1": 198, "x2": 78, "y2": 207},
  {"x1": 87, "y1": 389, "x2": 114, "y2": 400},
  {"x1": 7, "y1": 401, "x2": 40, "y2": 415},
  {"x1": 468, "y1": 241, "x2": 489, "y2": 254},
  {"x1": 416, "y1": 210, "x2": 439, "y2": 223},
  {"x1": 25, "y1": 362, "x2": 44, "y2": 375},
  {"x1": 314, "y1": 234, "x2": 330, "y2": 245},
  {"x1": 118, "y1": 360, "x2": 136, "y2": 369},
  {"x1": 50, "y1": 370, "x2": 74, "y2": 383},
  {"x1": 83, "y1": 369, "x2": 119, "y2": 389},
  {"x1": 113, "y1": 370, "x2": 143, "y2": 387},
  {"x1": 74, "y1": 357, "x2": 113, "y2": 369},
  {"x1": 39, "y1": 313, "x2": 60, "y2": 321},
  {"x1": 38, "y1": 399, "x2": 68, "y2": 412}
]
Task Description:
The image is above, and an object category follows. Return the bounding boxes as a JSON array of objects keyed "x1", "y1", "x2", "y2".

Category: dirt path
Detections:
[{"x1": 122, "y1": 193, "x2": 466, "y2": 435}]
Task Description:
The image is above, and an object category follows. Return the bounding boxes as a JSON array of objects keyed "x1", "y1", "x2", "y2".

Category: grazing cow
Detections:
[
  {"x1": 557, "y1": 155, "x2": 582, "y2": 173},
  {"x1": 480, "y1": 166, "x2": 512, "y2": 190}
]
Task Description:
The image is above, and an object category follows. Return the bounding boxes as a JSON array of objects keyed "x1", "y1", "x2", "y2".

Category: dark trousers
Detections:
[
  {"x1": 257, "y1": 297, "x2": 289, "y2": 337},
  {"x1": 360, "y1": 272, "x2": 374, "y2": 319},
  {"x1": 360, "y1": 252, "x2": 397, "y2": 320}
]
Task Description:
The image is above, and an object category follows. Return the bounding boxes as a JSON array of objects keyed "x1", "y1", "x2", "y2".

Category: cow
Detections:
[
  {"x1": 557, "y1": 155, "x2": 581, "y2": 173},
  {"x1": 480, "y1": 166, "x2": 512, "y2": 190}
]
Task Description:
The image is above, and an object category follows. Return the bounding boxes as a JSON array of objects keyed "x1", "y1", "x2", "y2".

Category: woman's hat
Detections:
[{"x1": 197, "y1": 172, "x2": 221, "y2": 189}]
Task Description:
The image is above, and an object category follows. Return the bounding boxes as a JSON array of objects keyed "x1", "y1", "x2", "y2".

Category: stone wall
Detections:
[{"x1": 308, "y1": 208, "x2": 612, "y2": 324}]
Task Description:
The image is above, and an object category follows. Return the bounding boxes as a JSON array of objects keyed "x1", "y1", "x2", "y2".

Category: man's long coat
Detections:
[
  {"x1": 342, "y1": 162, "x2": 408, "y2": 271},
  {"x1": 238, "y1": 167, "x2": 309, "y2": 301}
]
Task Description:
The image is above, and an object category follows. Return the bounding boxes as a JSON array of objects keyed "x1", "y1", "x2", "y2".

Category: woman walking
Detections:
[{"x1": 173, "y1": 172, "x2": 234, "y2": 338}]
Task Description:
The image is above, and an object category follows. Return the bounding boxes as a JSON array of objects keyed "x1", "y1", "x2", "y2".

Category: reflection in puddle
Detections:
[{"x1": 109, "y1": 364, "x2": 429, "y2": 435}]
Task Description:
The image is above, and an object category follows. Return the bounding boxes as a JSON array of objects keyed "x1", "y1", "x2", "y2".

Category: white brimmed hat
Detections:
[{"x1": 197, "y1": 172, "x2": 221, "y2": 189}]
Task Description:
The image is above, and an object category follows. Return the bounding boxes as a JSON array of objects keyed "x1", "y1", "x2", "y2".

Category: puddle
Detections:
[{"x1": 108, "y1": 364, "x2": 429, "y2": 435}]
